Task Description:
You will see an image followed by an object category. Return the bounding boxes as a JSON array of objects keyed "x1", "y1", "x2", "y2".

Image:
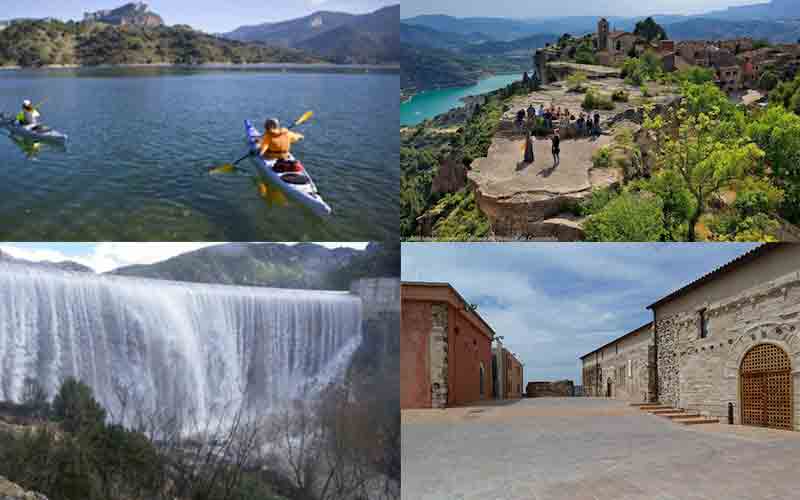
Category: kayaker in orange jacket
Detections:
[{"x1": 258, "y1": 118, "x2": 303, "y2": 160}]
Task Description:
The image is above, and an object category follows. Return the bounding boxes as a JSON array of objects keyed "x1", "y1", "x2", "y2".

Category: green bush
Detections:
[
  {"x1": 640, "y1": 84, "x2": 651, "y2": 97},
  {"x1": 582, "y1": 89, "x2": 614, "y2": 111},
  {"x1": 592, "y1": 146, "x2": 611, "y2": 168},
  {"x1": 566, "y1": 71, "x2": 588, "y2": 92},
  {"x1": 611, "y1": 89, "x2": 629, "y2": 102},
  {"x1": 583, "y1": 192, "x2": 666, "y2": 241}
]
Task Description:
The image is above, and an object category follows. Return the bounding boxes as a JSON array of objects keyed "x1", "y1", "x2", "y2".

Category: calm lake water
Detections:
[
  {"x1": 0, "y1": 67, "x2": 399, "y2": 241},
  {"x1": 401, "y1": 73, "x2": 521, "y2": 126}
]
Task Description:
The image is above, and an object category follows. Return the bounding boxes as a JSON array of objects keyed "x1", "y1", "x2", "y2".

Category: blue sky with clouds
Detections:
[
  {"x1": 402, "y1": 243, "x2": 758, "y2": 385},
  {"x1": 401, "y1": 0, "x2": 764, "y2": 19},
  {"x1": 0, "y1": 242, "x2": 367, "y2": 273},
  {"x1": 5, "y1": 1, "x2": 397, "y2": 33}
]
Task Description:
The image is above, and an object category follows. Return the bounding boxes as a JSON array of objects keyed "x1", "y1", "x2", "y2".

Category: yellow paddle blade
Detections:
[
  {"x1": 294, "y1": 111, "x2": 313, "y2": 127},
  {"x1": 208, "y1": 163, "x2": 237, "y2": 175},
  {"x1": 257, "y1": 182, "x2": 289, "y2": 206}
]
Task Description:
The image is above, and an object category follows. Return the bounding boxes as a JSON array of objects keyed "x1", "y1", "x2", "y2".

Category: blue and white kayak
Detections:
[
  {"x1": 244, "y1": 120, "x2": 331, "y2": 217},
  {"x1": 0, "y1": 114, "x2": 68, "y2": 145}
]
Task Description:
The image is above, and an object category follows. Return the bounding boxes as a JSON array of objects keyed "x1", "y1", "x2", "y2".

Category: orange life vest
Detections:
[{"x1": 259, "y1": 128, "x2": 302, "y2": 159}]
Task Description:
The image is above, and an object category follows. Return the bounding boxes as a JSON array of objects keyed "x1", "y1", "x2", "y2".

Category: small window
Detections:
[
  {"x1": 699, "y1": 308, "x2": 708, "y2": 339},
  {"x1": 616, "y1": 343, "x2": 619, "y2": 355}
]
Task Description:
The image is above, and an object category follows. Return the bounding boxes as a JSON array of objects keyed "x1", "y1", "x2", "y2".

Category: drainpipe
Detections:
[{"x1": 728, "y1": 402, "x2": 734, "y2": 425}]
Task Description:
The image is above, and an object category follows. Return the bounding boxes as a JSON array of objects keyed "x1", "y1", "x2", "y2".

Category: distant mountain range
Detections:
[
  {"x1": 706, "y1": 0, "x2": 800, "y2": 21},
  {"x1": 223, "y1": 5, "x2": 399, "y2": 64},
  {"x1": 0, "y1": 242, "x2": 400, "y2": 291},
  {"x1": 403, "y1": 1, "x2": 800, "y2": 43}
]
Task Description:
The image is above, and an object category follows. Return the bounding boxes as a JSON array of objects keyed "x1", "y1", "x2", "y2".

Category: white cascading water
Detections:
[{"x1": 0, "y1": 263, "x2": 362, "y2": 427}]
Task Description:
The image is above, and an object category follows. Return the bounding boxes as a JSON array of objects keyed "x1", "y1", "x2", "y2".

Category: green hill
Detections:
[{"x1": 0, "y1": 19, "x2": 321, "y2": 67}]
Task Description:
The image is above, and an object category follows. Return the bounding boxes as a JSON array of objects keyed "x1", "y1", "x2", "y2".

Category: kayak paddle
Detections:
[
  {"x1": 33, "y1": 97, "x2": 48, "y2": 110},
  {"x1": 289, "y1": 111, "x2": 313, "y2": 129},
  {"x1": 208, "y1": 152, "x2": 251, "y2": 175},
  {"x1": 208, "y1": 110, "x2": 313, "y2": 175}
]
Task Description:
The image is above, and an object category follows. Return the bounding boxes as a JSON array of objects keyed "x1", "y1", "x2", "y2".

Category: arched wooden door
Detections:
[{"x1": 740, "y1": 344, "x2": 793, "y2": 430}]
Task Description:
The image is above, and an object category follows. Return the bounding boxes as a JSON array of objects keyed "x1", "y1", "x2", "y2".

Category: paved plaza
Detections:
[{"x1": 402, "y1": 397, "x2": 800, "y2": 500}]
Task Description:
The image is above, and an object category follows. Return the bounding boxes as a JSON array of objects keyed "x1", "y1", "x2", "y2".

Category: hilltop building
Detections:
[
  {"x1": 580, "y1": 244, "x2": 800, "y2": 431},
  {"x1": 401, "y1": 282, "x2": 495, "y2": 409},
  {"x1": 84, "y1": 2, "x2": 163, "y2": 27}
]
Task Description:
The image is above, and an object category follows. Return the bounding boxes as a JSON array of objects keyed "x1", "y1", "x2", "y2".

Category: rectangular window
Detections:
[
  {"x1": 699, "y1": 308, "x2": 708, "y2": 339},
  {"x1": 628, "y1": 359, "x2": 632, "y2": 378}
]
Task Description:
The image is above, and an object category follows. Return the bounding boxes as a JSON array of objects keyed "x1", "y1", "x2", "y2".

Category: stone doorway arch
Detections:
[{"x1": 740, "y1": 343, "x2": 793, "y2": 430}]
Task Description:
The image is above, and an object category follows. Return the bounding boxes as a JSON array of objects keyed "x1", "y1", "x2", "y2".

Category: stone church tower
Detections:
[{"x1": 597, "y1": 18, "x2": 609, "y2": 51}]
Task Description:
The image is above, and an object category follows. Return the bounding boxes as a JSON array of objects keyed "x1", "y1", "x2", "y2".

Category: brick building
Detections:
[
  {"x1": 581, "y1": 243, "x2": 800, "y2": 431},
  {"x1": 401, "y1": 282, "x2": 495, "y2": 409}
]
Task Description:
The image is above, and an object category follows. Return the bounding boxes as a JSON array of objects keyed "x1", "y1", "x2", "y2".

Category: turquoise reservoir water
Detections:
[
  {"x1": 0, "y1": 67, "x2": 398, "y2": 241},
  {"x1": 401, "y1": 74, "x2": 521, "y2": 126}
]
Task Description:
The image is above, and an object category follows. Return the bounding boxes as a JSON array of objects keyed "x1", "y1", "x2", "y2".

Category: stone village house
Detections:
[
  {"x1": 401, "y1": 282, "x2": 523, "y2": 408},
  {"x1": 581, "y1": 243, "x2": 800, "y2": 431}
]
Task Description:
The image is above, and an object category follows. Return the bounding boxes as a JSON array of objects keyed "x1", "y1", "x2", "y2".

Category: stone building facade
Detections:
[
  {"x1": 401, "y1": 282, "x2": 495, "y2": 409},
  {"x1": 649, "y1": 244, "x2": 800, "y2": 429},
  {"x1": 503, "y1": 349, "x2": 524, "y2": 399},
  {"x1": 581, "y1": 244, "x2": 800, "y2": 431},
  {"x1": 581, "y1": 322, "x2": 655, "y2": 402}
]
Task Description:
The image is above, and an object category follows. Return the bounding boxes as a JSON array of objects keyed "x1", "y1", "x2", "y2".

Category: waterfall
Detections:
[{"x1": 0, "y1": 263, "x2": 362, "y2": 427}]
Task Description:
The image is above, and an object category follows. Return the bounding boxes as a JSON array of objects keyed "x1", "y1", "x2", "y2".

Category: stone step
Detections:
[
  {"x1": 629, "y1": 402, "x2": 659, "y2": 407},
  {"x1": 673, "y1": 417, "x2": 719, "y2": 425},
  {"x1": 640, "y1": 405, "x2": 673, "y2": 410},
  {"x1": 662, "y1": 412, "x2": 701, "y2": 419},
  {"x1": 649, "y1": 408, "x2": 683, "y2": 415}
]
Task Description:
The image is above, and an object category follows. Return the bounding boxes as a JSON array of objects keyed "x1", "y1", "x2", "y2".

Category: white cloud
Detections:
[{"x1": 0, "y1": 242, "x2": 368, "y2": 273}]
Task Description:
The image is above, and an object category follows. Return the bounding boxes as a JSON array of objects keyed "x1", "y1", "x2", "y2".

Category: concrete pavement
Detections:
[{"x1": 402, "y1": 397, "x2": 800, "y2": 500}]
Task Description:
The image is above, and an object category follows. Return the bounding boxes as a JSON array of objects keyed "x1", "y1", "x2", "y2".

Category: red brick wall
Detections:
[
  {"x1": 449, "y1": 306, "x2": 493, "y2": 406},
  {"x1": 401, "y1": 300, "x2": 431, "y2": 409}
]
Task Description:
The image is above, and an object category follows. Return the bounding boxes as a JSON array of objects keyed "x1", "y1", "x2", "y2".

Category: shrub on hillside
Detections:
[
  {"x1": 583, "y1": 191, "x2": 666, "y2": 241},
  {"x1": 582, "y1": 89, "x2": 614, "y2": 111},
  {"x1": 611, "y1": 89, "x2": 629, "y2": 102}
]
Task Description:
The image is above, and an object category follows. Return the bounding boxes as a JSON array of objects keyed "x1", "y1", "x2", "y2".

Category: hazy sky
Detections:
[
  {"x1": 0, "y1": 242, "x2": 368, "y2": 273},
  {"x1": 401, "y1": 0, "x2": 766, "y2": 19},
  {"x1": 5, "y1": 0, "x2": 397, "y2": 33},
  {"x1": 402, "y1": 243, "x2": 757, "y2": 385}
]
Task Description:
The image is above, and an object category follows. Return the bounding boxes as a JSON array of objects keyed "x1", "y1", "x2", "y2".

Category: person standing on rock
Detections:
[
  {"x1": 524, "y1": 129, "x2": 535, "y2": 164},
  {"x1": 593, "y1": 112, "x2": 601, "y2": 137},
  {"x1": 551, "y1": 129, "x2": 560, "y2": 166}
]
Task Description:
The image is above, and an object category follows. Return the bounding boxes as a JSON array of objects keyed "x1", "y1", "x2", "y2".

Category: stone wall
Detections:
[
  {"x1": 654, "y1": 270, "x2": 800, "y2": 427},
  {"x1": 582, "y1": 325, "x2": 653, "y2": 401},
  {"x1": 526, "y1": 380, "x2": 574, "y2": 397}
]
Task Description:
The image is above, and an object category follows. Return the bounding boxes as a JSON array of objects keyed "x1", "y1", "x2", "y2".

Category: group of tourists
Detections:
[{"x1": 515, "y1": 103, "x2": 604, "y2": 167}]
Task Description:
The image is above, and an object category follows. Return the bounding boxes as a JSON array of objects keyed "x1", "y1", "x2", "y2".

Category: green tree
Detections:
[
  {"x1": 584, "y1": 191, "x2": 666, "y2": 241},
  {"x1": 644, "y1": 83, "x2": 765, "y2": 241},
  {"x1": 21, "y1": 377, "x2": 50, "y2": 419},
  {"x1": 746, "y1": 106, "x2": 800, "y2": 222},
  {"x1": 52, "y1": 378, "x2": 106, "y2": 434},
  {"x1": 758, "y1": 70, "x2": 779, "y2": 91},
  {"x1": 634, "y1": 17, "x2": 668, "y2": 42}
]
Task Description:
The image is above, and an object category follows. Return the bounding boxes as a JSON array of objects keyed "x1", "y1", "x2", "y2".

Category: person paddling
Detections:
[
  {"x1": 16, "y1": 100, "x2": 40, "y2": 128},
  {"x1": 258, "y1": 118, "x2": 303, "y2": 160}
]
